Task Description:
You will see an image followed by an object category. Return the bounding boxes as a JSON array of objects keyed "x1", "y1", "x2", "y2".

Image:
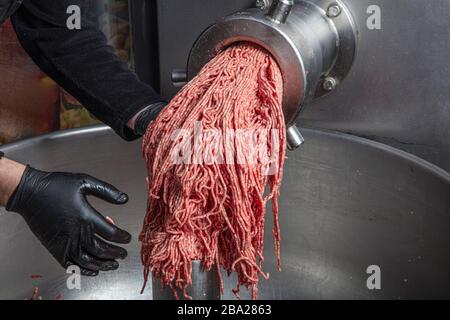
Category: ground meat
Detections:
[{"x1": 140, "y1": 43, "x2": 286, "y2": 300}]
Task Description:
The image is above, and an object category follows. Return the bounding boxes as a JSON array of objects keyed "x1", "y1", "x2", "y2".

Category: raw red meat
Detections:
[{"x1": 140, "y1": 43, "x2": 286, "y2": 299}]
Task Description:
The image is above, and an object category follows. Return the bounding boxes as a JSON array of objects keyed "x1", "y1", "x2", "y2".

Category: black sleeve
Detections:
[{"x1": 10, "y1": 0, "x2": 164, "y2": 140}]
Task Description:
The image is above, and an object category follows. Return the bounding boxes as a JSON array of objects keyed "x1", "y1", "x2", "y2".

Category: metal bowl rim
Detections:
[{"x1": 1, "y1": 124, "x2": 448, "y2": 182}]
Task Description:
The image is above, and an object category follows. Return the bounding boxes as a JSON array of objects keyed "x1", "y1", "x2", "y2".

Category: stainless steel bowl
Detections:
[{"x1": 0, "y1": 125, "x2": 449, "y2": 300}]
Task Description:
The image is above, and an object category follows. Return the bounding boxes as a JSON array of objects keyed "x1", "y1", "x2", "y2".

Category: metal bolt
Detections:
[
  {"x1": 172, "y1": 69, "x2": 188, "y2": 88},
  {"x1": 287, "y1": 125, "x2": 305, "y2": 151},
  {"x1": 323, "y1": 77, "x2": 338, "y2": 91},
  {"x1": 256, "y1": 0, "x2": 272, "y2": 10},
  {"x1": 326, "y1": 4, "x2": 342, "y2": 18},
  {"x1": 266, "y1": 0, "x2": 294, "y2": 24}
]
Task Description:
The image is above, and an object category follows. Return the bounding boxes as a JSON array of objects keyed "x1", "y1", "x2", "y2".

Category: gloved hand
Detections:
[
  {"x1": 6, "y1": 166, "x2": 132, "y2": 276},
  {"x1": 133, "y1": 102, "x2": 167, "y2": 136}
]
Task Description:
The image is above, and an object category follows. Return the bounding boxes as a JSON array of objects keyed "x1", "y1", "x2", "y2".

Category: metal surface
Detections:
[
  {"x1": 152, "y1": 261, "x2": 220, "y2": 300},
  {"x1": 287, "y1": 125, "x2": 305, "y2": 150},
  {"x1": 187, "y1": 0, "x2": 357, "y2": 125},
  {"x1": 326, "y1": 3, "x2": 342, "y2": 18},
  {"x1": 171, "y1": 69, "x2": 188, "y2": 87},
  {"x1": 255, "y1": 0, "x2": 273, "y2": 10},
  {"x1": 129, "y1": 0, "x2": 160, "y2": 88},
  {"x1": 322, "y1": 76, "x2": 338, "y2": 91},
  {"x1": 0, "y1": 125, "x2": 449, "y2": 299},
  {"x1": 156, "y1": 0, "x2": 450, "y2": 172},
  {"x1": 267, "y1": 0, "x2": 294, "y2": 24}
]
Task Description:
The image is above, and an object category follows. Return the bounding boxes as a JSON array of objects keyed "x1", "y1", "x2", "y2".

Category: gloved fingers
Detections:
[
  {"x1": 70, "y1": 226, "x2": 120, "y2": 273},
  {"x1": 70, "y1": 248, "x2": 119, "y2": 272},
  {"x1": 64, "y1": 260, "x2": 99, "y2": 277},
  {"x1": 82, "y1": 253, "x2": 119, "y2": 272},
  {"x1": 80, "y1": 175, "x2": 129, "y2": 205},
  {"x1": 81, "y1": 268, "x2": 100, "y2": 277},
  {"x1": 88, "y1": 206, "x2": 132, "y2": 244},
  {"x1": 90, "y1": 236, "x2": 128, "y2": 260},
  {"x1": 84, "y1": 223, "x2": 128, "y2": 260}
]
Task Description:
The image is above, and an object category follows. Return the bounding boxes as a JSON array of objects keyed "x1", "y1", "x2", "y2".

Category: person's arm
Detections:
[
  {"x1": 0, "y1": 154, "x2": 132, "y2": 276},
  {"x1": 0, "y1": 156, "x2": 26, "y2": 207},
  {"x1": 10, "y1": 0, "x2": 165, "y2": 140}
]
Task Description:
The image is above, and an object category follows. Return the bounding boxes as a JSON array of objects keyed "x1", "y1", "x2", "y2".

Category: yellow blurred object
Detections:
[
  {"x1": 39, "y1": 75, "x2": 56, "y2": 87},
  {"x1": 116, "y1": 49, "x2": 129, "y2": 62},
  {"x1": 59, "y1": 89, "x2": 99, "y2": 130},
  {"x1": 60, "y1": 108, "x2": 99, "y2": 130}
]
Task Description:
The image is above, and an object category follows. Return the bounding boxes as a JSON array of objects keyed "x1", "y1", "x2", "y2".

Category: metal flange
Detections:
[{"x1": 312, "y1": 0, "x2": 358, "y2": 98}]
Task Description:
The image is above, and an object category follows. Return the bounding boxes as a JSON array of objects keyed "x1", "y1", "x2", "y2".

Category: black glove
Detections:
[
  {"x1": 6, "y1": 166, "x2": 132, "y2": 276},
  {"x1": 134, "y1": 102, "x2": 167, "y2": 136}
]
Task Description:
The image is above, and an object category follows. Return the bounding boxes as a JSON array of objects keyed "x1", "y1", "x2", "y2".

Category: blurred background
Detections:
[
  {"x1": 0, "y1": 0, "x2": 132, "y2": 145},
  {"x1": 0, "y1": 0, "x2": 449, "y2": 173}
]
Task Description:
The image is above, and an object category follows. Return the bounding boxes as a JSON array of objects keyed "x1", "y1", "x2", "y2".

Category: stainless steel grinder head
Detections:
[{"x1": 187, "y1": 0, "x2": 358, "y2": 149}]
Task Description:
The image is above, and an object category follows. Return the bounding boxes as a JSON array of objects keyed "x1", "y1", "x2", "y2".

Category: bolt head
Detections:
[
  {"x1": 327, "y1": 4, "x2": 342, "y2": 18},
  {"x1": 256, "y1": 0, "x2": 271, "y2": 10},
  {"x1": 323, "y1": 77, "x2": 338, "y2": 91}
]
